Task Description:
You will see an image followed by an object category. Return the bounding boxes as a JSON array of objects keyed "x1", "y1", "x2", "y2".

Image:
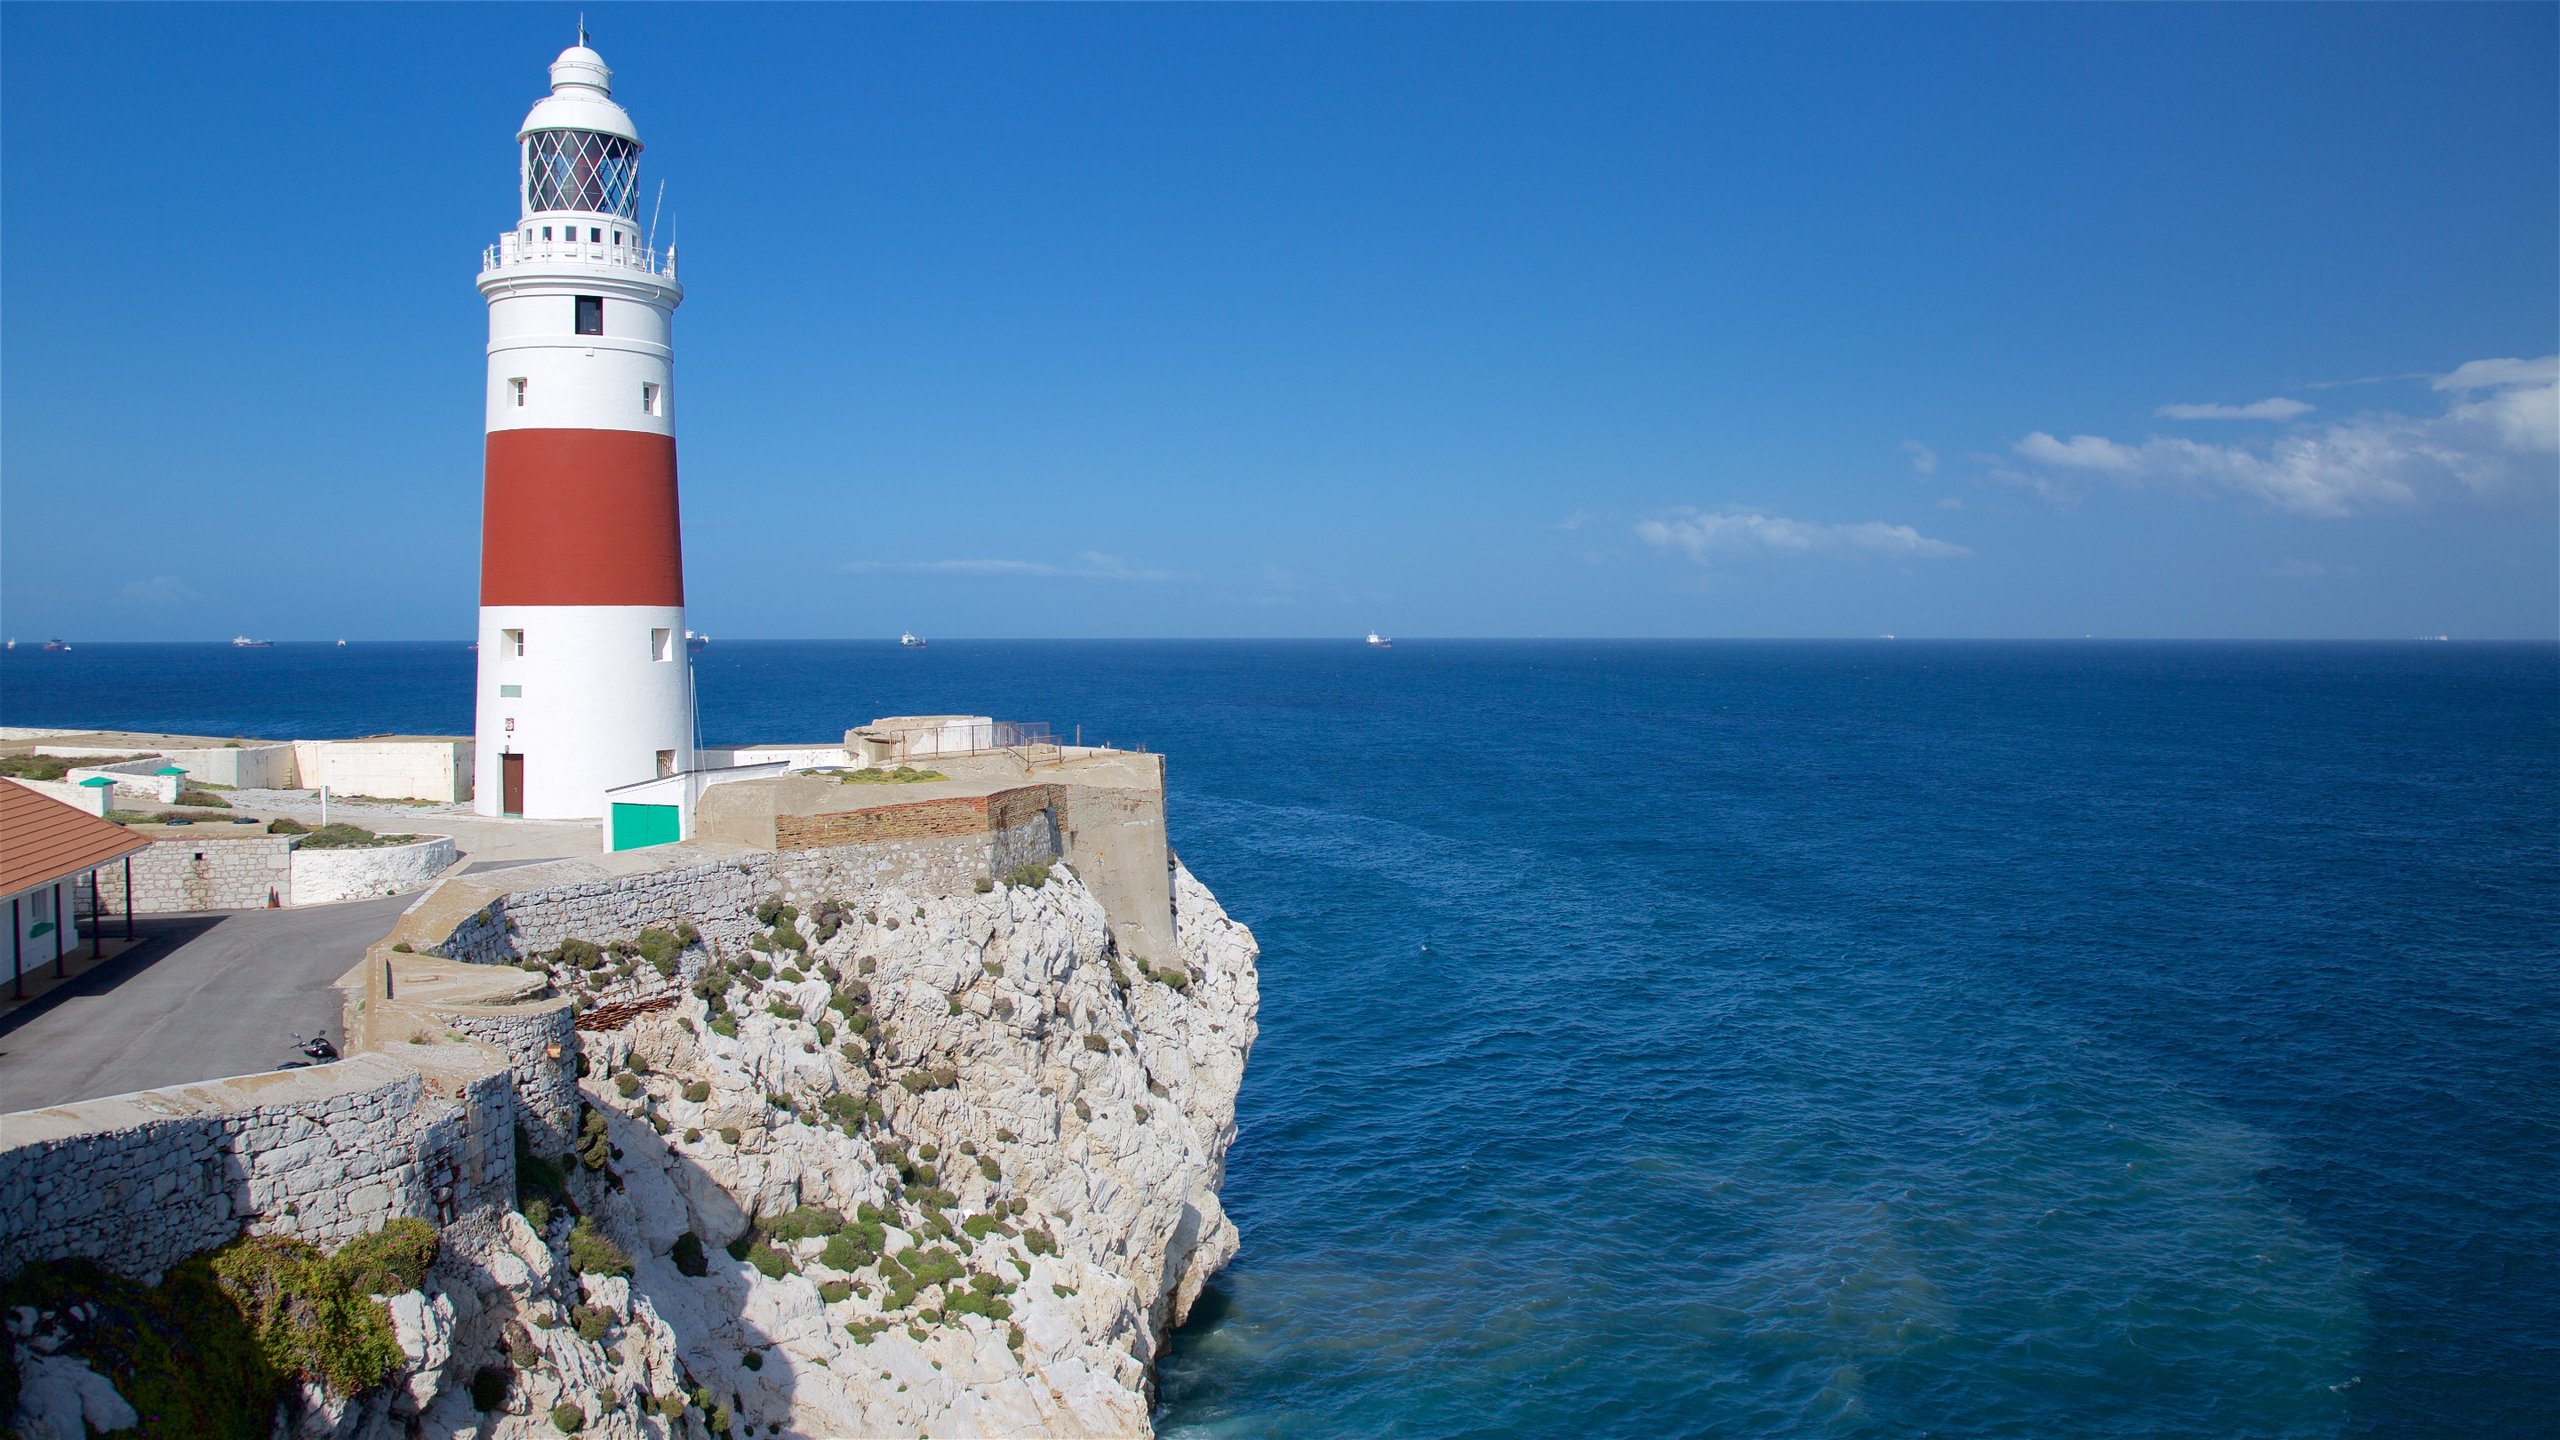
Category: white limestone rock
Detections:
[{"x1": 523, "y1": 861, "x2": 1258, "y2": 1438}]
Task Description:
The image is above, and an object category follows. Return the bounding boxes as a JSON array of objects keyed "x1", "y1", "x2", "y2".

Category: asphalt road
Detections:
[{"x1": 0, "y1": 894, "x2": 413, "y2": 1113}]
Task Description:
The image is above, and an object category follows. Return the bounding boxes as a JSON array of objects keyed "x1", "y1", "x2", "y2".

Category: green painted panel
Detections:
[{"x1": 610, "y1": 802, "x2": 681, "y2": 851}]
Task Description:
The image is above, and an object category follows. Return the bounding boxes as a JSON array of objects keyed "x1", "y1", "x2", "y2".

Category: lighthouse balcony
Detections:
[{"x1": 483, "y1": 231, "x2": 676, "y2": 282}]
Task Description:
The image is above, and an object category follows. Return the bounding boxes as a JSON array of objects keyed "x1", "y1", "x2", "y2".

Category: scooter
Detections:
[{"x1": 280, "y1": 1031, "x2": 340, "y2": 1068}]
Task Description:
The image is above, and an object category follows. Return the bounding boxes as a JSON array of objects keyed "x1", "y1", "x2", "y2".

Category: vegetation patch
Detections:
[
  {"x1": 289, "y1": 822, "x2": 424, "y2": 850},
  {"x1": 1001, "y1": 860, "x2": 1054, "y2": 890},
  {"x1": 0, "y1": 752, "x2": 148, "y2": 782},
  {"x1": 568, "y1": 1217, "x2": 633, "y2": 1278},
  {"x1": 834, "y1": 766, "x2": 947, "y2": 785}
]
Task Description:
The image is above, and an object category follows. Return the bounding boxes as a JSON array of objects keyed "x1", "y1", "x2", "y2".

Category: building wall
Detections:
[
  {"x1": 473, "y1": 605, "x2": 691, "y2": 820},
  {"x1": 5, "y1": 877, "x2": 82, "y2": 973},
  {"x1": 0, "y1": 1053, "x2": 516, "y2": 1282}
]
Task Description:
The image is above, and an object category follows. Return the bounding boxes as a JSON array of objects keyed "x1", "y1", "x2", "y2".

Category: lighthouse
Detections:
[{"x1": 472, "y1": 39, "x2": 690, "y2": 821}]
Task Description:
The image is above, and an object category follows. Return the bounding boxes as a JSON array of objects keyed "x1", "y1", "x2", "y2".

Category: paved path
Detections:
[{"x1": 0, "y1": 895, "x2": 413, "y2": 1114}]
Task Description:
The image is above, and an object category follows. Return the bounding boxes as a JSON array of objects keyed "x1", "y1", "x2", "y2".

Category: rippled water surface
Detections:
[{"x1": 8, "y1": 640, "x2": 2554, "y2": 1437}]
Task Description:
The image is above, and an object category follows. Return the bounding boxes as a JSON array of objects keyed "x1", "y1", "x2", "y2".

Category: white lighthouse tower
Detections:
[{"x1": 472, "y1": 38, "x2": 691, "y2": 822}]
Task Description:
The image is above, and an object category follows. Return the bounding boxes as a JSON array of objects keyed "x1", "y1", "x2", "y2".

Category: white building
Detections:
[{"x1": 472, "y1": 38, "x2": 693, "y2": 826}]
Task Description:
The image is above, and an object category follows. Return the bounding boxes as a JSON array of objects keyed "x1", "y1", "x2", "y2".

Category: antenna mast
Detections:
[{"x1": 647, "y1": 179, "x2": 667, "y2": 257}]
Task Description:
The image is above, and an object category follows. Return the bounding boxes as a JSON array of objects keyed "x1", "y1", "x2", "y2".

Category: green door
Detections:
[{"x1": 610, "y1": 802, "x2": 681, "y2": 851}]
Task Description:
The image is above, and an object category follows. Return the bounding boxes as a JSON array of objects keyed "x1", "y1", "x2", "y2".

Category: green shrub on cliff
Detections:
[
  {"x1": 552, "y1": 1400, "x2": 586, "y2": 1433},
  {"x1": 333, "y1": 1218, "x2": 439, "y2": 1296},
  {"x1": 634, "y1": 926, "x2": 684, "y2": 974},
  {"x1": 209, "y1": 1233, "x2": 406, "y2": 1395},
  {"x1": 568, "y1": 1217, "x2": 633, "y2": 1278},
  {"x1": 1001, "y1": 860, "x2": 1053, "y2": 889},
  {"x1": 683, "y1": 1079, "x2": 712, "y2": 1103}
]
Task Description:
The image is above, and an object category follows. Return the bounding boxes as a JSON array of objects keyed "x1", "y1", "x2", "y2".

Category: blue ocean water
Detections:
[{"x1": 6, "y1": 640, "x2": 2555, "y2": 1437}]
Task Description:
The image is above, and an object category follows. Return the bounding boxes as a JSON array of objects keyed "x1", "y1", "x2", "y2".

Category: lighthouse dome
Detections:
[{"x1": 519, "y1": 43, "x2": 640, "y2": 145}]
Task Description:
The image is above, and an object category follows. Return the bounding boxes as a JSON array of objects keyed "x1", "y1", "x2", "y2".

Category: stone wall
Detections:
[
  {"x1": 428, "y1": 1001, "x2": 580, "y2": 1155},
  {"x1": 101, "y1": 835, "x2": 295, "y2": 913},
  {"x1": 432, "y1": 821, "x2": 1062, "y2": 969},
  {"x1": 292, "y1": 836, "x2": 458, "y2": 905},
  {"x1": 0, "y1": 1050, "x2": 515, "y2": 1282}
]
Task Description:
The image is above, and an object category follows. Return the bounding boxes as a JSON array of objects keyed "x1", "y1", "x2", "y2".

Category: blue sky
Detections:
[{"x1": 4, "y1": 3, "x2": 2553, "y2": 640}]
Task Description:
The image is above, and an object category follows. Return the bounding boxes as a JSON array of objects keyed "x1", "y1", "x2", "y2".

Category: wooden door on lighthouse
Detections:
[{"x1": 501, "y1": 753, "x2": 525, "y2": 816}]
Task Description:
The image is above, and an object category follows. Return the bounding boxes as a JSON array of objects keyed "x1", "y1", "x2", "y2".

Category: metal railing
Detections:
[{"x1": 481, "y1": 234, "x2": 677, "y2": 280}]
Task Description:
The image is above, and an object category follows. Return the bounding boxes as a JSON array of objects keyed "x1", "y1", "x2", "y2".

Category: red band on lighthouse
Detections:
[{"x1": 480, "y1": 428, "x2": 685, "y2": 607}]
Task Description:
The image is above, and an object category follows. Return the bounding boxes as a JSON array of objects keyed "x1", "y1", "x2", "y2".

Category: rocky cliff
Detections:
[{"x1": 3, "y1": 860, "x2": 1256, "y2": 1440}]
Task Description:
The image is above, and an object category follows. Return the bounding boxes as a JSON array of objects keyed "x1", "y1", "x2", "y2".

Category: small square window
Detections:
[
  {"x1": 612, "y1": 230, "x2": 623, "y2": 245},
  {"x1": 501, "y1": 628, "x2": 524, "y2": 658},
  {"x1": 575, "y1": 296, "x2": 603, "y2": 336},
  {"x1": 509, "y1": 377, "x2": 527, "y2": 407},
  {"x1": 499, "y1": 683, "x2": 522, "y2": 698},
  {"x1": 541, "y1": 226, "x2": 552, "y2": 241},
  {"x1": 651, "y1": 627, "x2": 674, "y2": 662},
  {"x1": 656, "y1": 749, "x2": 677, "y2": 778},
  {"x1": 590, "y1": 227, "x2": 602, "y2": 243},
  {"x1": 642, "y1": 382, "x2": 662, "y2": 417}
]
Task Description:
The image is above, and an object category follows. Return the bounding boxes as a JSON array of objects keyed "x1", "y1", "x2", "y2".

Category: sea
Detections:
[{"x1": 5, "y1": 639, "x2": 2554, "y2": 1438}]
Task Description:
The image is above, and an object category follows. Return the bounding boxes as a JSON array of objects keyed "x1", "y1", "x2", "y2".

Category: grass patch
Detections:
[
  {"x1": 1001, "y1": 860, "x2": 1054, "y2": 890},
  {"x1": 834, "y1": 766, "x2": 947, "y2": 785},
  {"x1": 0, "y1": 752, "x2": 149, "y2": 782}
]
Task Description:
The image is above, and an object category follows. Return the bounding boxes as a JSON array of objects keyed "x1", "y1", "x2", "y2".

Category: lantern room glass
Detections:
[{"x1": 524, "y1": 130, "x2": 640, "y2": 218}]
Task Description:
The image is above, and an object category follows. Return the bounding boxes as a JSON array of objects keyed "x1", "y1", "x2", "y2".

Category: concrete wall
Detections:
[
  {"x1": 1, "y1": 775, "x2": 108, "y2": 817},
  {"x1": 1054, "y1": 762, "x2": 1177, "y2": 971},
  {"x1": 0, "y1": 1049, "x2": 516, "y2": 1282},
  {"x1": 430, "y1": 1004, "x2": 581, "y2": 1155},
  {"x1": 68, "y1": 761, "x2": 179, "y2": 805},
  {"x1": 291, "y1": 836, "x2": 459, "y2": 906},
  {"x1": 5, "y1": 876, "x2": 84, "y2": 970},
  {"x1": 160, "y1": 744, "x2": 299, "y2": 790},
  {"x1": 296, "y1": 739, "x2": 474, "y2": 804}
]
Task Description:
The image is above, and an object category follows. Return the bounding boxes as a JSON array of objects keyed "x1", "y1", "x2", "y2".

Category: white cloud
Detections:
[
  {"x1": 2006, "y1": 356, "x2": 2557, "y2": 517},
  {"x1": 2155, "y1": 397, "x2": 2314, "y2": 421},
  {"x1": 1636, "y1": 508, "x2": 1970, "y2": 564},
  {"x1": 119, "y1": 575, "x2": 199, "y2": 606},
  {"x1": 840, "y1": 551, "x2": 1182, "y2": 581},
  {"x1": 2434, "y1": 356, "x2": 2557, "y2": 393},
  {"x1": 1902, "y1": 440, "x2": 1939, "y2": 476}
]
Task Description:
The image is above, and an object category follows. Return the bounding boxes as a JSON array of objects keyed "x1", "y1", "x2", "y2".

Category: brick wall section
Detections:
[
  {"x1": 0, "y1": 1053, "x2": 515, "y2": 1282},
  {"x1": 773, "y1": 784, "x2": 1063, "y2": 850}
]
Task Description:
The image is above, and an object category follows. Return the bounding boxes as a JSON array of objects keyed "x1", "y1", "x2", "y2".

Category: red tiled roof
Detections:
[{"x1": 0, "y1": 783, "x2": 152, "y2": 898}]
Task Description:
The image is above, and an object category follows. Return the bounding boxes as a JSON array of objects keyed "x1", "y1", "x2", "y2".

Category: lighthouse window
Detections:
[
  {"x1": 642, "y1": 382, "x2": 662, "y2": 416},
  {"x1": 501, "y1": 628, "x2": 524, "y2": 658},
  {"x1": 541, "y1": 226, "x2": 553, "y2": 242},
  {"x1": 509, "y1": 377, "x2": 527, "y2": 407},
  {"x1": 652, "y1": 628, "x2": 674, "y2": 662},
  {"x1": 612, "y1": 230, "x2": 623, "y2": 246},
  {"x1": 575, "y1": 296, "x2": 604, "y2": 336}
]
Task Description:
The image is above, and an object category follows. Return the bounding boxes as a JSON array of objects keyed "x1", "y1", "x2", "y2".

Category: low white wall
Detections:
[
  {"x1": 295, "y1": 740, "x2": 473, "y2": 803},
  {"x1": 1, "y1": 775, "x2": 108, "y2": 817},
  {"x1": 161, "y1": 745, "x2": 299, "y2": 790},
  {"x1": 290, "y1": 836, "x2": 459, "y2": 905},
  {"x1": 67, "y1": 762, "x2": 179, "y2": 804}
]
